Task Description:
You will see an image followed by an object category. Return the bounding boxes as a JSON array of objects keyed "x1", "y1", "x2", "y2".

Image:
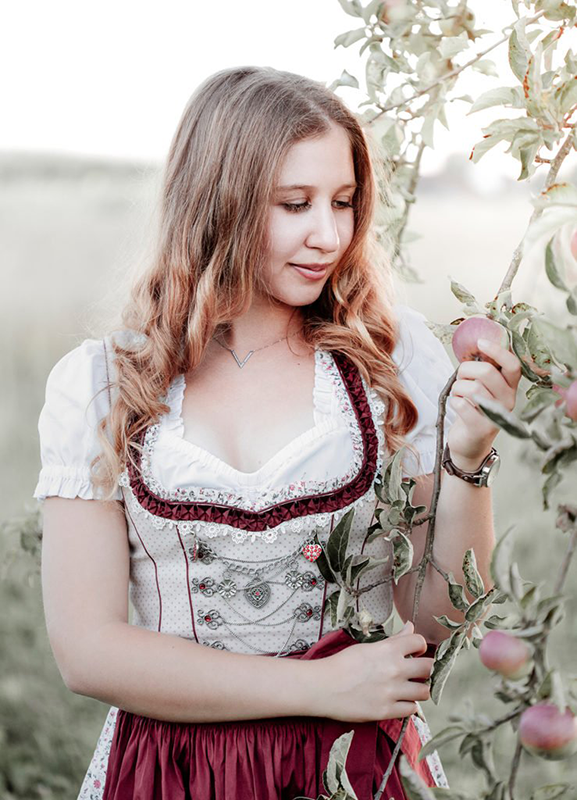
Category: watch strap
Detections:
[{"x1": 442, "y1": 444, "x2": 500, "y2": 487}]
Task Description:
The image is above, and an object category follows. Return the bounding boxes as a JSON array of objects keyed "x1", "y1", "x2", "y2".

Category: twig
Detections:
[
  {"x1": 507, "y1": 739, "x2": 523, "y2": 800},
  {"x1": 374, "y1": 717, "x2": 409, "y2": 800},
  {"x1": 411, "y1": 370, "x2": 458, "y2": 621},
  {"x1": 498, "y1": 129, "x2": 575, "y2": 294},
  {"x1": 553, "y1": 525, "x2": 577, "y2": 595}
]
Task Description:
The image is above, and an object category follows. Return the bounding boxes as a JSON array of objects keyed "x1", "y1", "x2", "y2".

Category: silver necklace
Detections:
[{"x1": 212, "y1": 328, "x2": 303, "y2": 368}]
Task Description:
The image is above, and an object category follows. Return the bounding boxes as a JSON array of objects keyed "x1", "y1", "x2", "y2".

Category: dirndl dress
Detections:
[{"x1": 33, "y1": 303, "x2": 457, "y2": 800}]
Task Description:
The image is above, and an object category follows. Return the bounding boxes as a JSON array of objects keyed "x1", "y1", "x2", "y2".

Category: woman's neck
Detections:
[{"x1": 217, "y1": 297, "x2": 306, "y2": 352}]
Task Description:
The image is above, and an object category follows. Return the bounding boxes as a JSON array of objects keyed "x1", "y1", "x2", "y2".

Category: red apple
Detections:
[
  {"x1": 553, "y1": 381, "x2": 577, "y2": 421},
  {"x1": 452, "y1": 315, "x2": 509, "y2": 369},
  {"x1": 519, "y1": 703, "x2": 577, "y2": 761},
  {"x1": 479, "y1": 630, "x2": 532, "y2": 680}
]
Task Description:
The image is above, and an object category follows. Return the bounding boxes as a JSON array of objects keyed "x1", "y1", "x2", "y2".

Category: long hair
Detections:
[{"x1": 93, "y1": 65, "x2": 420, "y2": 498}]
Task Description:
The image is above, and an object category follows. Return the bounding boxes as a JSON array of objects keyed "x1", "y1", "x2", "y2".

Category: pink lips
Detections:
[{"x1": 290, "y1": 263, "x2": 330, "y2": 281}]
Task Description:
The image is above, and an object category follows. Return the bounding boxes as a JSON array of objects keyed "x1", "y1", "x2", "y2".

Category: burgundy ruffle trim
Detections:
[{"x1": 126, "y1": 351, "x2": 380, "y2": 531}]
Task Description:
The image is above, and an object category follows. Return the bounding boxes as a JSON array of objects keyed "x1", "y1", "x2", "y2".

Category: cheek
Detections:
[
  {"x1": 268, "y1": 211, "x2": 303, "y2": 260},
  {"x1": 339, "y1": 213, "x2": 355, "y2": 251}
]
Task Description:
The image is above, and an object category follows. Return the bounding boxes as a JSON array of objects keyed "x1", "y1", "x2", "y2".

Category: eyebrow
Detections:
[{"x1": 276, "y1": 183, "x2": 357, "y2": 191}]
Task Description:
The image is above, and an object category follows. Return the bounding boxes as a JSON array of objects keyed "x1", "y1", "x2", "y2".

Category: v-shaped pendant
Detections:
[{"x1": 231, "y1": 349, "x2": 254, "y2": 368}]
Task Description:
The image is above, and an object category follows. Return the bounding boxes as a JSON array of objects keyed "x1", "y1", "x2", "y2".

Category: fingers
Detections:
[
  {"x1": 477, "y1": 339, "x2": 522, "y2": 390},
  {"x1": 397, "y1": 633, "x2": 428, "y2": 657},
  {"x1": 453, "y1": 365, "x2": 516, "y2": 409},
  {"x1": 405, "y1": 657, "x2": 434, "y2": 681},
  {"x1": 391, "y1": 701, "x2": 420, "y2": 718}
]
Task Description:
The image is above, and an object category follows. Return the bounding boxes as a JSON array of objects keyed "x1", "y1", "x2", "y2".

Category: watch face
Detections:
[{"x1": 485, "y1": 456, "x2": 501, "y2": 487}]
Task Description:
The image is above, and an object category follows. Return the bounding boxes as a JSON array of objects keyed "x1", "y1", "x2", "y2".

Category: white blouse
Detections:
[
  {"x1": 34, "y1": 303, "x2": 457, "y2": 504},
  {"x1": 34, "y1": 302, "x2": 457, "y2": 798}
]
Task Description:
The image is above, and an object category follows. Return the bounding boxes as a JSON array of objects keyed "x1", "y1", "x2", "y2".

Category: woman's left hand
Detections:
[{"x1": 446, "y1": 337, "x2": 523, "y2": 471}]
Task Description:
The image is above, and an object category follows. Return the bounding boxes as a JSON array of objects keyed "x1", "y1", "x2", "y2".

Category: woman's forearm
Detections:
[{"x1": 67, "y1": 621, "x2": 327, "y2": 723}]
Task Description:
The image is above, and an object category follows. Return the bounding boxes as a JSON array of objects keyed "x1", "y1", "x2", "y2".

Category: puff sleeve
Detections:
[
  {"x1": 392, "y1": 303, "x2": 458, "y2": 478},
  {"x1": 33, "y1": 338, "x2": 121, "y2": 501}
]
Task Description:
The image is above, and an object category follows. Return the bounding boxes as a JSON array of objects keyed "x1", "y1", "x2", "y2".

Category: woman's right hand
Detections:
[{"x1": 317, "y1": 621, "x2": 434, "y2": 723}]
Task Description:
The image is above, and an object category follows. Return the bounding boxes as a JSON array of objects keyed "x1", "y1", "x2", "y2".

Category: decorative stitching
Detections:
[{"x1": 125, "y1": 351, "x2": 382, "y2": 532}]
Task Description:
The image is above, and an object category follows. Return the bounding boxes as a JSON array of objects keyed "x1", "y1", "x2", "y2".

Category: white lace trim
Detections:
[
  {"x1": 121, "y1": 477, "x2": 377, "y2": 543},
  {"x1": 412, "y1": 706, "x2": 450, "y2": 789},
  {"x1": 77, "y1": 706, "x2": 118, "y2": 799},
  {"x1": 135, "y1": 350, "x2": 377, "y2": 513}
]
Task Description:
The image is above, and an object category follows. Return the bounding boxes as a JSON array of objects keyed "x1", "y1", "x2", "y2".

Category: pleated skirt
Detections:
[{"x1": 101, "y1": 630, "x2": 440, "y2": 800}]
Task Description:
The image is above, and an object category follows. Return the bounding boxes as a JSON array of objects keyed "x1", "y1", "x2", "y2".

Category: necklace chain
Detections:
[{"x1": 212, "y1": 328, "x2": 304, "y2": 368}]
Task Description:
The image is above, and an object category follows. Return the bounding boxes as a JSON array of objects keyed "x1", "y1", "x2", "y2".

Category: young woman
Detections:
[{"x1": 35, "y1": 66, "x2": 522, "y2": 799}]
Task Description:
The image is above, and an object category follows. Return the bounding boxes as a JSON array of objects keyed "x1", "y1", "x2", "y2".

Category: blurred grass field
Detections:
[{"x1": 1, "y1": 153, "x2": 576, "y2": 798}]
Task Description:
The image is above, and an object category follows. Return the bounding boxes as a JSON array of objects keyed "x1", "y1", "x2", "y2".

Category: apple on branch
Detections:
[
  {"x1": 478, "y1": 630, "x2": 532, "y2": 681},
  {"x1": 451, "y1": 315, "x2": 510, "y2": 369},
  {"x1": 519, "y1": 702, "x2": 577, "y2": 761}
]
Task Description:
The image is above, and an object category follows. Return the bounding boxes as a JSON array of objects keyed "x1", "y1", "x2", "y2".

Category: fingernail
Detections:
[{"x1": 478, "y1": 338, "x2": 491, "y2": 349}]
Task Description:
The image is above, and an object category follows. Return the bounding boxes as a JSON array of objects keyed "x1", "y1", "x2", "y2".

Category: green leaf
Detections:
[
  {"x1": 519, "y1": 388, "x2": 557, "y2": 422},
  {"x1": 324, "y1": 730, "x2": 359, "y2": 799},
  {"x1": 468, "y1": 86, "x2": 525, "y2": 114},
  {"x1": 382, "y1": 448, "x2": 406, "y2": 503},
  {"x1": 326, "y1": 509, "x2": 354, "y2": 575},
  {"x1": 334, "y1": 28, "x2": 367, "y2": 48},
  {"x1": 447, "y1": 573, "x2": 470, "y2": 612},
  {"x1": 530, "y1": 785, "x2": 574, "y2": 800},
  {"x1": 313, "y1": 533, "x2": 338, "y2": 584},
  {"x1": 509, "y1": 18, "x2": 532, "y2": 82},
  {"x1": 490, "y1": 527, "x2": 515, "y2": 595},
  {"x1": 450, "y1": 278, "x2": 479, "y2": 308},
  {"x1": 399, "y1": 756, "x2": 437, "y2": 799},
  {"x1": 463, "y1": 549, "x2": 485, "y2": 599},
  {"x1": 531, "y1": 317, "x2": 577, "y2": 370},
  {"x1": 336, "y1": 0, "x2": 362, "y2": 18},
  {"x1": 430, "y1": 631, "x2": 466, "y2": 704},
  {"x1": 361, "y1": 0, "x2": 384, "y2": 23},
  {"x1": 328, "y1": 70, "x2": 360, "y2": 91},
  {"x1": 393, "y1": 530, "x2": 414, "y2": 582},
  {"x1": 439, "y1": 31, "x2": 469, "y2": 58},
  {"x1": 417, "y1": 725, "x2": 465, "y2": 761},
  {"x1": 325, "y1": 589, "x2": 340, "y2": 628},
  {"x1": 475, "y1": 395, "x2": 532, "y2": 439},
  {"x1": 346, "y1": 555, "x2": 370, "y2": 585},
  {"x1": 336, "y1": 585, "x2": 353, "y2": 625},
  {"x1": 434, "y1": 615, "x2": 464, "y2": 630},
  {"x1": 545, "y1": 236, "x2": 569, "y2": 291},
  {"x1": 471, "y1": 59, "x2": 499, "y2": 78},
  {"x1": 465, "y1": 588, "x2": 496, "y2": 622}
]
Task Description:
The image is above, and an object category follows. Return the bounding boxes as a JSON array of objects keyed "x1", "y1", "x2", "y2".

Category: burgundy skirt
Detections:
[{"x1": 102, "y1": 630, "x2": 436, "y2": 800}]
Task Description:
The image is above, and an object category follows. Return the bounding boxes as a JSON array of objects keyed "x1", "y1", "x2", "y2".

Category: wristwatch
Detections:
[{"x1": 442, "y1": 444, "x2": 501, "y2": 488}]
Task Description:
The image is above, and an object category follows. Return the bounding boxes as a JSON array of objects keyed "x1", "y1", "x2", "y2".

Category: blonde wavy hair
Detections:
[{"x1": 93, "y1": 65, "x2": 421, "y2": 499}]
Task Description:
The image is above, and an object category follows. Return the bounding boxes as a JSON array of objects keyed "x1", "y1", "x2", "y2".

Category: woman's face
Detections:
[{"x1": 263, "y1": 124, "x2": 356, "y2": 307}]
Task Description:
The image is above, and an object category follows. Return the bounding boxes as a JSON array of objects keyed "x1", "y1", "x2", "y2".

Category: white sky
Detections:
[{"x1": 0, "y1": 1, "x2": 541, "y2": 183}]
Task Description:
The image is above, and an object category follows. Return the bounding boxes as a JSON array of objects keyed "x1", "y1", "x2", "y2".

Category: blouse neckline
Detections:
[{"x1": 160, "y1": 348, "x2": 338, "y2": 482}]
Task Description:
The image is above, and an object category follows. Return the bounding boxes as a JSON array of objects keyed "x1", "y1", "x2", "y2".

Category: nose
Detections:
[{"x1": 305, "y1": 203, "x2": 340, "y2": 254}]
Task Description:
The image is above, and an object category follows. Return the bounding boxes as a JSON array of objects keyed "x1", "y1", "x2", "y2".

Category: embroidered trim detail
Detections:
[{"x1": 125, "y1": 350, "x2": 384, "y2": 532}]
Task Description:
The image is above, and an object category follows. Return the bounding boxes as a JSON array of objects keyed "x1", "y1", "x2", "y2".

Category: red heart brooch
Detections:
[{"x1": 302, "y1": 543, "x2": 322, "y2": 563}]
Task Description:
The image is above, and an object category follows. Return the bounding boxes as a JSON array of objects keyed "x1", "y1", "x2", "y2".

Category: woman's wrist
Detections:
[{"x1": 447, "y1": 447, "x2": 495, "y2": 474}]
